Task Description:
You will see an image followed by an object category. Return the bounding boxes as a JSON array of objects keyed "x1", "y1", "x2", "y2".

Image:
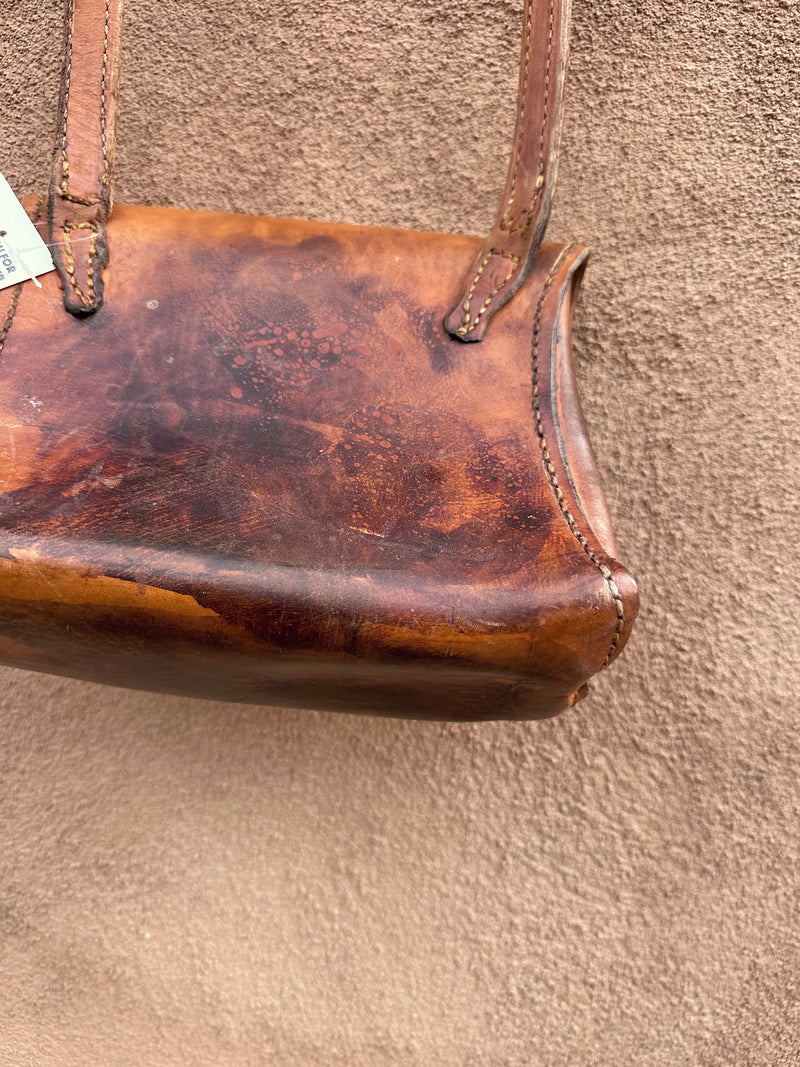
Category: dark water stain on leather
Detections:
[
  {"x1": 0, "y1": 227, "x2": 557, "y2": 578},
  {"x1": 407, "y1": 304, "x2": 455, "y2": 375}
]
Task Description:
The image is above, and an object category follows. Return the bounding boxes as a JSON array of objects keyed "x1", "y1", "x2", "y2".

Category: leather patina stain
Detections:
[
  {"x1": 0, "y1": 206, "x2": 637, "y2": 718},
  {"x1": 0, "y1": 0, "x2": 637, "y2": 719}
]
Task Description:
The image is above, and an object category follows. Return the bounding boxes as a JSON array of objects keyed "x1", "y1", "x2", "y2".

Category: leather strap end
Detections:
[
  {"x1": 444, "y1": 248, "x2": 524, "y2": 343},
  {"x1": 50, "y1": 0, "x2": 124, "y2": 316},
  {"x1": 445, "y1": 0, "x2": 570, "y2": 342},
  {"x1": 47, "y1": 189, "x2": 110, "y2": 315},
  {"x1": 444, "y1": 182, "x2": 553, "y2": 342}
]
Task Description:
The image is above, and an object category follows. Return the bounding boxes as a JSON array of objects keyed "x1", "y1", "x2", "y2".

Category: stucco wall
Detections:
[{"x1": 2, "y1": 1, "x2": 798, "y2": 1064}]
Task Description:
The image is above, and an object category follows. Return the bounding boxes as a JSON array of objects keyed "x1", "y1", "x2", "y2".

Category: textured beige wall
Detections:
[{"x1": 2, "y1": 1, "x2": 799, "y2": 1064}]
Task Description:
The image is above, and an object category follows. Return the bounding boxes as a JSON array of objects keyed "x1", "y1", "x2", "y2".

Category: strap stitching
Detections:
[
  {"x1": 531, "y1": 247, "x2": 625, "y2": 668},
  {"x1": 501, "y1": 0, "x2": 555, "y2": 235},
  {"x1": 455, "y1": 0, "x2": 558, "y2": 335},
  {"x1": 62, "y1": 222, "x2": 99, "y2": 306},
  {"x1": 59, "y1": 0, "x2": 111, "y2": 197},
  {"x1": 54, "y1": 1, "x2": 110, "y2": 312},
  {"x1": 501, "y1": 0, "x2": 534, "y2": 223},
  {"x1": 58, "y1": 192, "x2": 102, "y2": 207},
  {"x1": 100, "y1": 0, "x2": 111, "y2": 186},
  {"x1": 455, "y1": 250, "x2": 520, "y2": 337},
  {"x1": 58, "y1": 0, "x2": 76, "y2": 195}
]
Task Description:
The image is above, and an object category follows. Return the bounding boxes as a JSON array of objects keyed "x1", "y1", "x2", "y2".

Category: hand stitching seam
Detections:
[
  {"x1": 58, "y1": 0, "x2": 76, "y2": 196},
  {"x1": 456, "y1": 250, "x2": 520, "y2": 336},
  {"x1": 501, "y1": 0, "x2": 556, "y2": 234},
  {"x1": 62, "y1": 222, "x2": 99, "y2": 306},
  {"x1": 100, "y1": 0, "x2": 111, "y2": 186},
  {"x1": 502, "y1": 0, "x2": 534, "y2": 222},
  {"x1": 531, "y1": 245, "x2": 625, "y2": 668},
  {"x1": 456, "y1": 0, "x2": 557, "y2": 333},
  {"x1": 58, "y1": 0, "x2": 112, "y2": 199},
  {"x1": 59, "y1": 193, "x2": 102, "y2": 208}
]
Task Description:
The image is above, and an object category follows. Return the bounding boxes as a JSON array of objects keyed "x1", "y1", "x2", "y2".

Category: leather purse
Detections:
[{"x1": 0, "y1": 0, "x2": 637, "y2": 720}]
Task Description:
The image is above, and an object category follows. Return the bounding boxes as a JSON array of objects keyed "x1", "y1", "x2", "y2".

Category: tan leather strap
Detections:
[
  {"x1": 444, "y1": 0, "x2": 572, "y2": 341},
  {"x1": 48, "y1": 0, "x2": 569, "y2": 329},
  {"x1": 49, "y1": 0, "x2": 124, "y2": 315}
]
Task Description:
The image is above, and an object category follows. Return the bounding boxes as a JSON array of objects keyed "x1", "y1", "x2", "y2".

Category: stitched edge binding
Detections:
[{"x1": 531, "y1": 247, "x2": 624, "y2": 668}]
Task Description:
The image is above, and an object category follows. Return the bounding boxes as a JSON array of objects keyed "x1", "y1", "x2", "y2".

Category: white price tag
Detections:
[{"x1": 0, "y1": 173, "x2": 54, "y2": 291}]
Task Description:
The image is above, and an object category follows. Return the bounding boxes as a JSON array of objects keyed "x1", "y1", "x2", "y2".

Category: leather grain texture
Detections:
[{"x1": 0, "y1": 207, "x2": 635, "y2": 717}]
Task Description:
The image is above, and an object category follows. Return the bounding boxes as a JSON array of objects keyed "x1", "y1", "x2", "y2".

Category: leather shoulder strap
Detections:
[
  {"x1": 444, "y1": 0, "x2": 572, "y2": 342},
  {"x1": 49, "y1": 0, "x2": 124, "y2": 315},
  {"x1": 47, "y1": 0, "x2": 569, "y2": 328}
]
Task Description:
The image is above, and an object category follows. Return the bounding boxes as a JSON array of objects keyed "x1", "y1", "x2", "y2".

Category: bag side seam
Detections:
[{"x1": 531, "y1": 246, "x2": 624, "y2": 668}]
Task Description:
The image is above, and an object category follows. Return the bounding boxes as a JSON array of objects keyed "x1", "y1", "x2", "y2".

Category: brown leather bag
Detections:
[{"x1": 0, "y1": 0, "x2": 637, "y2": 719}]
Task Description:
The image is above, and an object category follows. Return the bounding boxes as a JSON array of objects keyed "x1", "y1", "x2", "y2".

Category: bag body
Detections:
[{"x1": 0, "y1": 1, "x2": 638, "y2": 719}]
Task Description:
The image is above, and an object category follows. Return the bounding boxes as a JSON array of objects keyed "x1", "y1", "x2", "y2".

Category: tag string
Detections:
[
  {"x1": 26, "y1": 233, "x2": 97, "y2": 251},
  {"x1": 4, "y1": 232, "x2": 94, "y2": 289}
]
